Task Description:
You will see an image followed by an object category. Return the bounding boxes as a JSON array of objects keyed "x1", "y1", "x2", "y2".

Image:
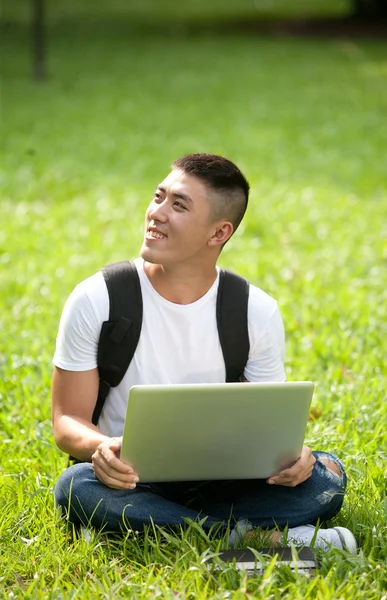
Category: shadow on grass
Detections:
[{"x1": 2, "y1": 15, "x2": 387, "y2": 41}]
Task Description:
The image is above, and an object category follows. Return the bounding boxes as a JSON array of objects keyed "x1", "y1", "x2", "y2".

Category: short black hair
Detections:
[{"x1": 172, "y1": 153, "x2": 250, "y2": 235}]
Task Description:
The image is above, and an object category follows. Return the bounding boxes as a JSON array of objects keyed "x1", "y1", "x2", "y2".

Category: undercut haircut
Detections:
[{"x1": 172, "y1": 153, "x2": 250, "y2": 237}]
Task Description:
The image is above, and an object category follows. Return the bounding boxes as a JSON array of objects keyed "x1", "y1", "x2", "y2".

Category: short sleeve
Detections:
[
  {"x1": 244, "y1": 287, "x2": 286, "y2": 383},
  {"x1": 52, "y1": 277, "x2": 104, "y2": 371}
]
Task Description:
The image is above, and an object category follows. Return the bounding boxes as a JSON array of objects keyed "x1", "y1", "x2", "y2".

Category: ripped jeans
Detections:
[{"x1": 54, "y1": 451, "x2": 346, "y2": 533}]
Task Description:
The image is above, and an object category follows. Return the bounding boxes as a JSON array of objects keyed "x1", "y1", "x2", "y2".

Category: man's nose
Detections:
[{"x1": 149, "y1": 199, "x2": 168, "y2": 222}]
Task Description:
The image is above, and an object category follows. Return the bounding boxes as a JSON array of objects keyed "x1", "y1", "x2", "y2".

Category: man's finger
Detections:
[
  {"x1": 93, "y1": 466, "x2": 138, "y2": 490},
  {"x1": 94, "y1": 460, "x2": 139, "y2": 484},
  {"x1": 270, "y1": 461, "x2": 301, "y2": 481},
  {"x1": 92, "y1": 456, "x2": 139, "y2": 485},
  {"x1": 268, "y1": 475, "x2": 300, "y2": 486},
  {"x1": 268, "y1": 468, "x2": 308, "y2": 485},
  {"x1": 96, "y1": 447, "x2": 136, "y2": 474},
  {"x1": 107, "y1": 438, "x2": 123, "y2": 453}
]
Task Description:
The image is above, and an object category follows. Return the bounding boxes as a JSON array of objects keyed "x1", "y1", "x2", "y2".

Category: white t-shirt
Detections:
[{"x1": 53, "y1": 258, "x2": 286, "y2": 437}]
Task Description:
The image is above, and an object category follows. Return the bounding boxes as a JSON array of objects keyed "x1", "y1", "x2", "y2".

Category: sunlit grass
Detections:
[{"x1": 1, "y1": 12, "x2": 386, "y2": 598}]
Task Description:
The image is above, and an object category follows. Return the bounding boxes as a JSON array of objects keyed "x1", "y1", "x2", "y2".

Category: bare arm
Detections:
[
  {"x1": 51, "y1": 366, "x2": 107, "y2": 461},
  {"x1": 52, "y1": 366, "x2": 139, "y2": 488}
]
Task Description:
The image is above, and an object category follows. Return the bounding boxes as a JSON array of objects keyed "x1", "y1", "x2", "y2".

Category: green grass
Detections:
[{"x1": 1, "y1": 8, "x2": 387, "y2": 598}]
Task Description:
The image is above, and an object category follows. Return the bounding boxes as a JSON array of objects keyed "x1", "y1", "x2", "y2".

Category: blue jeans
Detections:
[{"x1": 54, "y1": 451, "x2": 347, "y2": 533}]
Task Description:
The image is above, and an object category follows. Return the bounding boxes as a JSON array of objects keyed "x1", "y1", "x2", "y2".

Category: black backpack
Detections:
[{"x1": 92, "y1": 260, "x2": 250, "y2": 426}]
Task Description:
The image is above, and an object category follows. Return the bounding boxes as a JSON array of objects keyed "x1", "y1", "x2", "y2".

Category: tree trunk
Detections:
[{"x1": 32, "y1": 0, "x2": 46, "y2": 81}]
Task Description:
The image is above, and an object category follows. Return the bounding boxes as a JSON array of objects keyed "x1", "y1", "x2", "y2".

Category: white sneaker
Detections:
[{"x1": 286, "y1": 525, "x2": 357, "y2": 553}]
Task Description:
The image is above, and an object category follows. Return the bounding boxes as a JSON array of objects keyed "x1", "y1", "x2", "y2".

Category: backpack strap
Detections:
[
  {"x1": 92, "y1": 260, "x2": 143, "y2": 425},
  {"x1": 216, "y1": 269, "x2": 250, "y2": 382}
]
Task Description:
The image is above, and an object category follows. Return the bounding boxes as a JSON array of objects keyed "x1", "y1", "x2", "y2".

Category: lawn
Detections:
[{"x1": 1, "y1": 4, "x2": 387, "y2": 598}]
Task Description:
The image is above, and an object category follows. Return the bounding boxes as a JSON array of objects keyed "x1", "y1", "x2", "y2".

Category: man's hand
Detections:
[
  {"x1": 267, "y1": 445, "x2": 316, "y2": 487},
  {"x1": 91, "y1": 437, "x2": 139, "y2": 490}
]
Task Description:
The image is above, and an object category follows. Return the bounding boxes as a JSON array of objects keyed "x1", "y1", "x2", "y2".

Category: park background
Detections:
[{"x1": 1, "y1": 0, "x2": 386, "y2": 597}]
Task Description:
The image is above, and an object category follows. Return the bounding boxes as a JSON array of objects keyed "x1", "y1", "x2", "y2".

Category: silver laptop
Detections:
[{"x1": 121, "y1": 381, "x2": 314, "y2": 482}]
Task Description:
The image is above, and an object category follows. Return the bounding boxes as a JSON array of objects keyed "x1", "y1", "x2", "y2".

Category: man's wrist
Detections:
[{"x1": 54, "y1": 415, "x2": 110, "y2": 461}]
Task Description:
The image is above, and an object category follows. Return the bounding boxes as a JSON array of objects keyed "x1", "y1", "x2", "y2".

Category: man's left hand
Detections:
[{"x1": 267, "y1": 445, "x2": 316, "y2": 487}]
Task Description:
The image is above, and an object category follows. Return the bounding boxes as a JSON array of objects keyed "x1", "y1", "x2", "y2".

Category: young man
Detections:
[{"x1": 52, "y1": 154, "x2": 356, "y2": 551}]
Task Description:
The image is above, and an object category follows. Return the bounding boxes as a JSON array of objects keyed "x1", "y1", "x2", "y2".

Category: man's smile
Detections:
[{"x1": 146, "y1": 226, "x2": 168, "y2": 240}]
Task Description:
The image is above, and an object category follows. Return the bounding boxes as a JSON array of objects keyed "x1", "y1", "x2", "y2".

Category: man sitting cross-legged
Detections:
[{"x1": 52, "y1": 153, "x2": 356, "y2": 552}]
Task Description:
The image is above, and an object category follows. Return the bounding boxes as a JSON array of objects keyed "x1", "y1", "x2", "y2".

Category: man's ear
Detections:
[{"x1": 208, "y1": 221, "x2": 234, "y2": 247}]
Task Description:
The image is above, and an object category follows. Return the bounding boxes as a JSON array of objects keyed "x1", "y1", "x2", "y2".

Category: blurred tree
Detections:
[
  {"x1": 32, "y1": 0, "x2": 45, "y2": 80},
  {"x1": 352, "y1": 0, "x2": 387, "y2": 16}
]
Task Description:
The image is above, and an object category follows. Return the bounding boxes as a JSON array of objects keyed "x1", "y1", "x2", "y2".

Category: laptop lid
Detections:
[{"x1": 121, "y1": 381, "x2": 314, "y2": 482}]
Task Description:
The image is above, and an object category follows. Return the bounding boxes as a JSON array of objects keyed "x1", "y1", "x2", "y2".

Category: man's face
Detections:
[{"x1": 141, "y1": 169, "x2": 218, "y2": 267}]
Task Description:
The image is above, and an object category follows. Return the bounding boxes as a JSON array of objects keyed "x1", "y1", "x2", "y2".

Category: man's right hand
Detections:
[{"x1": 91, "y1": 437, "x2": 139, "y2": 490}]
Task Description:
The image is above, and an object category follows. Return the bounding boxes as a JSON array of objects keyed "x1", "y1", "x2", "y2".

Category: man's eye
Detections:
[
  {"x1": 154, "y1": 193, "x2": 162, "y2": 202},
  {"x1": 174, "y1": 201, "x2": 186, "y2": 210}
]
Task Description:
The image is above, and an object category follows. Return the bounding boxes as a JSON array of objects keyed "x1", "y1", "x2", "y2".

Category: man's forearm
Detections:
[{"x1": 53, "y1": 414, "x2": 110, "y2": 462}]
